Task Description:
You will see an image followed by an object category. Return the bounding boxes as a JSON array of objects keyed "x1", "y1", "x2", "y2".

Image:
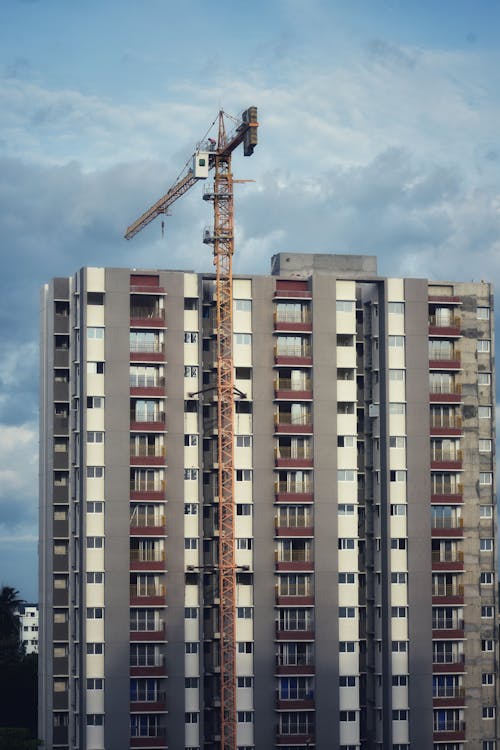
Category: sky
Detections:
[{"x1": 1, "y1": 0, "x2": 500, "y2": 602}]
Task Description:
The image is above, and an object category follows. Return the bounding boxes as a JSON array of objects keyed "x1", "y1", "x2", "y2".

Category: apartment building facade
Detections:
[{"x1": 39, "y1": 253, "x2": 498, "y2": 749}]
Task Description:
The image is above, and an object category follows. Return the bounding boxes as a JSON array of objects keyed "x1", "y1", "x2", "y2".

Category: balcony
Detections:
[
  {"x1": 274, "y1": 283, "x2": 312, "y2": 300},
  {"x1": 429, "y1": 388, "x2": 462, "y2": 405},
  {"x1": 276, "y1": 560, "x2": 314, "y2": 572},
  {"x1": 276, "y1": 734, "x2": 315, "y2": 746},
  {"x1": 428, "y1": 315, "x2": 461, "y2": 337},
  {"x1": 275, "y1": 697, "x2": 315, "y2": 710},
  {"x1": 429, "y1": 353, "x2": 461, "y2": 370},
  {"x1": 432, "y1": 627, "x2": 465, "y2": 639},
  {"x1": 431, "y1": 485, "x2": 463, "y2": 504},
  {"x1": 130, "y1": 384, "x2": 165, "y2": 398},
  {"x1": 275, "y1": 482, "x2": 313, "y2": 504},
  {"x1": 433, "y1": 723, "x2": 465, "y2": 743},
  {"x1": 130, "y1": 342, "x2": 165, "y2": 363},
  {"x1": 274, "y1": 416, "x2": 313, "y2": 435},
  {"x1": 130, "y1": 307, "x2": 166, "y2": 329},
  {"x1": 130, "y1": 413, "x2": 166, "y2": 432},
  {"x1": 432, "y1": 584, "x2": 464, "y2": 605},
  {"x1": 130, "y1": 522, "x2": 166, "y2": 537},
  {"x1": 430, "y1": 419, "x2": 462, "y2": 437},
  {"x1": 275, "y1": 628, "x2": 314, "y2": 641},
  {"x1": 275, "y1": 594, "x2": 314, "y2": 607},
  {"x1": 275, "y1": 663, "x2": 315, "y2": 675},
  {"x1": 275, "y1": 526, "x2": 314, "y2": 537},
  {"x1": 130, "y1": 585, "x2": 166, "y2": 606},
  {"x1": 130, "y1": 735, "x2": 167, "y2": 748},
  {"x1": 274, "y1": 379, "x2": 313, "y2": 401},
  {"x1": 130, "y1": 626, "x2": 167, "y2": 642},
  {"x1": 274, "y1": 347, "x2": 313, "y2": 367},
  {"x1": 432, "y1": 550, "x2": 464, "y2": 571},
  {"x1": 430, "y1": 449, "x2": 462, "y2": 470},
  {"x1": 130, "y1": 549, "x2": 166, "y2": 572}
]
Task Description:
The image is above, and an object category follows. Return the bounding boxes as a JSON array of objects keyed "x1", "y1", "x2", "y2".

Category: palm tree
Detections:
[{"x1": 0, "y1": 586, "x2": 24, "y2": 664}]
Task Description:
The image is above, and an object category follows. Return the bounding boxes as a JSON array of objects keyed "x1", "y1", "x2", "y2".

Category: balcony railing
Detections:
[
  {"x1": 130, "y1": 550, "x2": 165, "y2": 562},
  {"x1": 274, "y1": 310, "x2": 311, "y2": 324},
  {"x1": 432, "y1": 551, "x2": 464, "y2": 564},
  {"x1": 275, "y1": 379, "x2": 312, "y2": 392},
  {"x1": 433, "y1": 652, "x2": 465, "y2": 664},
  {"x1": 275, "y1": 447, "x2": 312, "y2": 460},
  {"x1": 432, "y1": 619, "x2": 464, "y2": 630},
  {"x1": 130, "y1": 480, "x2": 166, "y2": 492},
  {"x1": 430, "y1": 416, "x2": 462, "y2": 429},
  {"x1": 431, "y1": 449, "x2": 463, "y2": 462},
  {"x1": 275, "y1": 344, "x2": 312, "y2": 358},
  {"x1": 130, "y1": 584, "x2": 165, "y2": 598},
  {"x1": 130, "y1": 516, "x2": 165, "y2": 529},
  {"x1": 274, "y1": 414, "x2": 312, "y2": 426},
  {"x1": 275, "y1": 481, "x2": 312, "y2": 495},
  {"x1": 431, "y1": 516, "x2": 463, "y2": 530},
  {"x1": 130, "y1": 341, "x2": 165, "y2": 353},
  {"x1": 432, "y1": 584, "x2": 464, "y2": 597},
  {"x1": 433, "y1": 686, "x2": 465, "y2": 698}
]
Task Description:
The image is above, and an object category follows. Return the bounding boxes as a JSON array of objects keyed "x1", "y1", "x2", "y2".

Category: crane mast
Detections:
[{"x1": 125, "y1": 107, "x2": 258, "y2": 750}]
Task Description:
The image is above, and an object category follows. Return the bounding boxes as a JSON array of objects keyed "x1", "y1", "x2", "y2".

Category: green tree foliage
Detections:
[
  {"x1": 0, "y1": 727, "x2": 40, "y2": 749},
  {"x1": 0, "y1": 586, "x2": 24, "y2": 665}
]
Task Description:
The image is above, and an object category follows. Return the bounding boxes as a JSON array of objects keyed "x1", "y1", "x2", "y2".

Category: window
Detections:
[
  {"x1": 388, "y1": 302, "x2": 404, "y2": 314},
  {"x1": 391, "y1": 504, "x2": 407, "y2": 516},
  {"x1": 236, "y1": 504, "x2": 252, "y2": 516},
  {"x1": 185, "y1": 643, "x2": 199, "y2": 654},
  {"x1": 184, "y1": 607, "x2": 198, "y2": 619},
  {"x1": 336, "y1": 300, "x2": 355, "y2": 312},
  {"x1": 481, "y1": 572, "x2": 494, "y2": 585},
  {"x1": 483, "y1": 707, "x2": 496, "y2": 719},
  {"x1": 237, "y1": 712, "x2": 253, "y2": 723},
  {"x1": 87, "y1": 396, "x2": 104, "y2": 408},
  {"x1": 389, "y1": 369, "x2": 405, "y2": 380},
  {"x1": 483, "y1": 742, "x2": 497, "y2": 750},
  {"x1": 389, "y1": 335, "x2": 405, "y2": 347},
  {"x1": 87, "y1": 572, "x2": 104, "y2": 584},
  {"x1": 389, "y1": 403, "x2": 406, "y2": 414},
  {"x1": 87, "y1": 327, "x2": 104, "y2": 339},
  {"x1": 86, "y1": 537, "x2": 104, "y2": 548},
  {"x1": 482, "y1": 606, "x2": 494, "y2": 618},
  {"x1": 482, "y1": 673, "x2": 495, "y2": 685},
  {"x1": 86, "y1": 714, "x2": 104, "y2": 726},
  {"x1": 339, "y1": 538, "x2": 356, "y2": 550},
  {"x1": 237, "y1": 642, "x2": 253, "y2": 653},
  {"x1": 339, "y1": 641, "x2": 356, "y2": 652},
  {"x1": 237, "y1": 676, "x2": 253, "y2": 687},
  {"x1": 87, "y1": 466, "x2": 104, "y2": 478},
  {"x1": 184, "y1": 332, "x2": 198, "y2": 343},
  {"x1": 86, "y1": 501, "x2": 104, "y2": 513},
  {"x1": 338, "y1": 504, "x2": 355, "y2": 515},
  {"x1": 337, "y1": 435, "x2": 356, "y2": 447},
  {"x1": 392, "y1": 641, "x2": 407, "y2": 652},
  {"x1": 339, "y1": 676, "x2": 357, "y2": 686},
  {"x1": 236, "y1": 435, "x2": 252, "y2": 447},
  {"x1": 338, "y1": 573, "x2": 356, "y2": 584},
  {"x1": 479, "y1": 438, "x2": 492, "y2": 452},
  {"x1": 237, "y1": 607, "x2": 253, "y2": 619},
  {"x1": 389, "y1": 436, "x2": 406, "y2": 448},
  {"x1": 87, "y1": 361, "x2": 105, "y2": 374},
  {"x1": 480, "y1": 472, "x2": 493, "y2": 485},
  {"x1": 86, "y1": 643, "x2": 104, "y2": 654},
  {"x1": 390, "y1": 470, "x2": 406, "y2": 482},
  {"x1": 482, "y1": 639, "x2": 494, "y2": 652},
  {"x1": 184, "y1": 434, "x2": 198, "y2": 446},
  {"x1": 185, "y1": 677, "x2": 199, "y2": 688},
  {"x1": 391, "y1": 607, "x2": 407, "y2": 618},
  {"x1": 480, "y1": 539, "x2": 494, "y2": 552},
  {"x1": 184, "y1": 468, "x2": 198, "y2": 480},
  {"x1": 236, "y1": 538, "x2": 252, "y2": 550},
  {"x1": 87, "y1": 678, "x2": 104, "y2": 690},
  {"x1": 184, "y1": 365, "x2": 198, "y2": 377},
  {"x1": 392, "y1": 710, "x2": 408, "y2": 720},
  {"x1": 479, "y1": 406, "x2": 492, "y2": 419},
  {"x1": 235, "y1": 333, "x2": 251, "y2": 345},
  {"x1": 477, "y1": 306, "x2": 490, "y2": 319},
  {"x1": 340, "y1": 711, "x2": 357, "y2": 721},
  {"x1": 339, "y1": 607, "x2": 356, "y2": 618},
  {"x1": 392, "y1": 675, "x2": 408, "y2": 686},
  {"x1": 87, "y1": 431, "x2": 104, "y2": 443},
  {"x1": 184, "y1": 503, "x2": 198, "y2": 515},
  {"x1": 86, "y1": 607, "x2": 103, "y2": 619},
  {"x1": 391, "y1": 539, "x2": 407, "y2": 550},
  {"x1": 236, "y1": 469, "x2": 252, "y2": 481},
  {"x1": 338, "y1": 470, "x2": 356, "y2": 481},
  {"x1": 184, "y1": 538, "x2": 198, "y2": 550},
  {"x1": 235, "y1": 299, "x2": 252, "y2": 311},
  {"x1": 478, "y1": 340, "x2": 491, "y2": 353},
  {"x1": 479, "y1": 372, "x2": 492, "y2": 385},
  {"x1": 480, "y1": 505, "x2": 493, "y2": 519},
  {"x1": 185, "y1": 712, "x2": 199, "y2": 723}
]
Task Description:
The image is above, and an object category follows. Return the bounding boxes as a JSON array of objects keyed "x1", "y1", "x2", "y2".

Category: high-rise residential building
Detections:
[{"x1": 39, "y1": 253, "x2": 497, "y2": 750}]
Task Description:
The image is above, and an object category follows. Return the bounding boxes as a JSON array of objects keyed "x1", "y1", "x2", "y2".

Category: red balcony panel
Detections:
[
  {"x1": 130, "y1": 666, "x2": 165, "y2": 677},
  {"x1": 275, "y1": 355, "x2": 313, "y2": 366},
  {"x1": 130, "y1": 456, "x2": 166, "y2": 466},
  {"x1": 430, "y1": 426, "x2": 462, "y2": 437},
  {"x1": 130, "y1": 387, "x2": 165, "y2": 397},
  {"x1": 276, "y1": 630, "x2": 315, "y2": 641},
  {"x1": 275, "y1": 493, "x2": 314, "y2": 503},
  {"x1": 431, "y1": 527, "x2": 463, "y2": 538},
  {"x1": 432, "y1": 731, "x2": 465, "y2": 742},
  {"x1": 275, "y1": 457, "x2": 314, "y2": 468},
  {"x1": 130, "y1": 737, "x2": 167, "y2": 748},
  {"x1": 276, "y1": 699, "x2": 315, "y2": 710},
  {"x1": 429, "y1": 325, "x2": 461, "y2": 337},
  {"x1": 429, "y1": 393, "x2": 462, "y2": 404},
  {"x1": 274, "y1": 321, "x2": 312, "y2": 332},
  {"x1": 276, "y1": 735, "x2": 315, "y2": 745},
  {"x1": 130, "y1": 317, "x2": 166, "y2": 328},
  {"x1": 432, "y1": 662, "x2": 466, "y2": 674},
  {"x1": 276, "y1": 596, "x2": 314, "y2": 606},
  {"x1": 432, "y1": 595, "x2": 464, "y2": 606},
  {"x1": 130, "y1": 560, "x2": 166, "y2": 572},
  {"x1": 130, "y1": 352, "x2": 165, "y2": 363},
  {"x1": 276, "y1": 561, "x2": 314, "y2": 572},
  {"x1": 428, "y1": 295, "x2": 462, "y2": 304},
  {"x1": 433, "y1": 697, "x2": 465, "y2": 708},
  {"x1": 432, "y1": 561, "x2": 464, "y2": 572},
  {"x1": 431, "y1": 459, "x2": 462, "y2": 470},
  {"x1": 275, "y1": 665, "x2": 315, "y2": 676},
  {"x1": 130, "y1": 701, "x2": 166, "y2": 712},
  {"x1": 275, "y1": 527, "x2": 314, "y2": 537},
  {"x1": 130, "y1": 630, "x2": 166, "y2": 642},
  {"x1": 130, "y1": 525, "x2": 166, "y2": 537},
  {"x1": 130, "y1": 421, "x2": 166, "y2": 432},
  {"x1": 130, "y1": 595, "x2": 165, "y2": 606},
  {"x1": 429, "y1": 359, "x2": 461, "y2": 370},
  {"x1": 431, "y1": 494, "x2": 463, "y2": 504},
  {"x1": 275, "y1": 424, "x2": 313, "y2": 434},
  {"x1": 274, "y1": 284, "x2": 312, "y2": 299},
  {"x1": 275, "y1": 390, "x2": 313, "y2": 401},
  {"x1": 130, "y1": 490, "x2": 165, "y2": 501},
  {"x1": 432, "y1": 629, "x2": 464, "y2": 639}
]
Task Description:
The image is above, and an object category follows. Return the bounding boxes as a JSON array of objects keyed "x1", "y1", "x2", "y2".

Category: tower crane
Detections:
[{"x1": 125, "y1": 106, "x2": 258, "y2": 750}]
